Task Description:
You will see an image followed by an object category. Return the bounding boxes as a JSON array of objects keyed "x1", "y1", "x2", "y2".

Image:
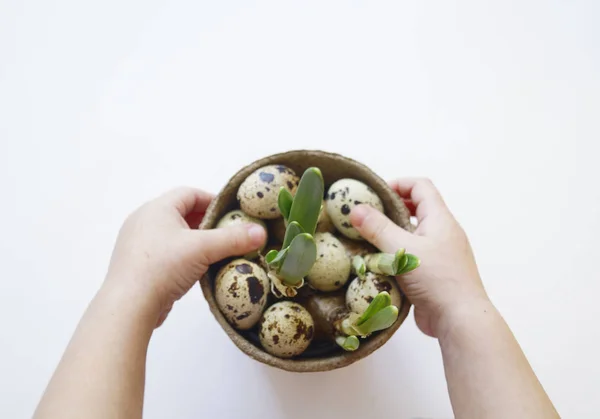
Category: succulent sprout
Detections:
[
  {"x1": 335, "y1": 335, "x2": 360, "y2": 351},
  {"x1": 325, "y1": 178, "x2": 384, "y2": 240},
  {"x1": 237, "y1": 165, "x2": 299, "y2": 219},
  {"x1": 333, "y1": 252, "x2": 421, "y2": 350},
  {"x1": 259, "y1": 301, "x2": 315, "y2": 358},
  {"x1": 268, "y1": 199, "x2": 333, "y2": 244},
  {"x1": 214, "y1": 259, "x2": 270, "y2": 330},
  {"x1": 340, "y1": 292, "x2": 400, "y2": 338},
  {"x1": 216, "y1": 210, "x2": 267, "y2": 258},
  {"x1": 306, "y1": 287, "x2": 407, "y2": 352},
  {"x1": 364, "y1": 249, "x2": 421, "y2": 276},
  {"x1": 265, "y1": 167, "x2": 324, "y2": 297},
  {"x1": 352, "y1": 255, "x2": 367, "y2": 280}
]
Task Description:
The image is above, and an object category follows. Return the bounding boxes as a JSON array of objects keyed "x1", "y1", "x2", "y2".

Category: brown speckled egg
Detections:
[
  {"x1": 216, "y1": 210, "x2": 267, "y2": 258},
  {"x1": 259, "y1": 301, "x2": 314, "y2": 358},
  {"x1": 215, "y1": 259, "x2": 270, "y2": 330},
  {"x1": 237, "y1": 165, "x2": 299, "y2": 219},
  {"x1": 346, "y1": 272, "x2": 402, "y2": 314},
  {"x1": 325, "y1": 179, "x2": 383, "y2": 240},
  {"x1": 307, "y1": 233, "x2": 351, "y2": 291}
]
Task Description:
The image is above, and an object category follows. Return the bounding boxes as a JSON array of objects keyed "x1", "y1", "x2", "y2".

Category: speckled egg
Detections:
[
  {"x1": 216, "y1": 210, "x2": 268, "y2": 258},
  {"x1": 237, "y1": 165, "x2": 300, "y2": 219},
  {"x1": 337, "y1": 236, "x2": 378, "y2": 257},
  {"x1": 325, "y1": 179, "x2": 384, "y2": 240},
  {"x1": 315, "y1": 201, "x2": 336, "y2": 233},
  {"x1": 259, "y1": 301, "x2": 314, "y2": 358},
  {"x1": 346, "y1": 272, "x2": 402, "y2": 314},
  {"x1": 215, "y1": 259, "x2": 270, "y2": 330},
  {"x1": 307, "y1": 233, "x2": 351, "y2": 291}
]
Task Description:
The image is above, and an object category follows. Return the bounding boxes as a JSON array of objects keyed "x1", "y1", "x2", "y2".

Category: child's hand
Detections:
[
  {"x1": 103, "y1": 187, "x2": 266, "y2": 327},
  {"x1": 350, "y1": 178, "x2": 488, "y2": 338}
]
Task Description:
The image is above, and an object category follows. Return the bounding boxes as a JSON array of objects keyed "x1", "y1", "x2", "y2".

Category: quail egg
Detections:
[
  {"x1": 215, "y1": 259, "x2": 270, "y2": 330},
  {"x1": 237, "y1": 165, "x2": 299, "y2": 219},
  {"x1": 325, "y1": 179, "x2": 383, "y2": 240},
  {"x1": 259, "y1": 301, "x2": 314, "y2": 358}
]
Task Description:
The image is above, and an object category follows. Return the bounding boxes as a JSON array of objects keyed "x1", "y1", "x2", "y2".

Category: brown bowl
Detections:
[{"x1": 199, "y1": 150, "x2": 412, "y2": 372}]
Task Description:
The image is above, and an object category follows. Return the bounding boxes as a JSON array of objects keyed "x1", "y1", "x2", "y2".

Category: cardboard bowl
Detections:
[{"x1": 199, "y1": 150, "x2": 412, "y2": 372}]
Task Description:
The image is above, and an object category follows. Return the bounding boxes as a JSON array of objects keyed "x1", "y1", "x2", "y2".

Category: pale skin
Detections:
[
  {"x1": 351, "y1": 179, "x2": 559, "y2": 419},
  {"x1": 34, "y1": 181, "x2": 559, "y2": 419}
]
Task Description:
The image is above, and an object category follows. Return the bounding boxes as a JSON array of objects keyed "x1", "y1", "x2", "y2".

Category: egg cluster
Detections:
[{"x1": 213, "y1": 164, "x2": 402, "y2": 358}]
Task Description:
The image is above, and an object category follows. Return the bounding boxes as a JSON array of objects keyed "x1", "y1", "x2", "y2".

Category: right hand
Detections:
[{"x1": 350, "y1": 178, "x2": 489, "y2": 338}]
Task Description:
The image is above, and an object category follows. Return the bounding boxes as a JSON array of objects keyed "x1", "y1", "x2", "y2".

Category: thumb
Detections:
[
  {"x1": 188, "y1": 223, "x2": 267, "y2": 266},
  {"x1": 350, "y1": 204, "x2": 415, "y2": 253}
]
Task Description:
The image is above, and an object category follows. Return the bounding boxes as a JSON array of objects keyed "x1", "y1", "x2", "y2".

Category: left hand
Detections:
[{"x1": 103, "y1": 187, "x2": 267, "y2": 328}]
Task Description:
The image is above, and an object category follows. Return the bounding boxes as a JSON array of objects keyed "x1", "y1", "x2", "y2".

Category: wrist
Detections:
[
  {"x1": 436, "y1": 293, "x2": 496, "y2": 343},
  {"x1": 96, "y1": 277, "x2": 162, "y2": 332}
]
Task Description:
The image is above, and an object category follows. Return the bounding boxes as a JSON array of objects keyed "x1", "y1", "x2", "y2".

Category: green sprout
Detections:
[
  {"x1": 335, "y1": 335, "x2": 360, "y2": 351},
  {"x1": 352, "y1": 255, "x2": 367, "y2": 280},
  {"x1": 266, "y1": 167, "x2": 324, "y2": 297},
  {"x1": 332, "y1": 252, "x2": 421, "y2": 348},
  {"x1": 329, "y1": 249, "x2": 422, "y2": 350},
  {"x1": 339, "y1": 292, "x2": 399, "y2": 338},
  {"x1": 355, "y1": 290, "x2": 393, "y2": 326},
  {"x1": 364, "y1": 250, "x2": 420, "y2": 276}
]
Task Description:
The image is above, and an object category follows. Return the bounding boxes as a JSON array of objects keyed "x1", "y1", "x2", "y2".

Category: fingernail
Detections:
[
  {"x1": 350, "y1": 205, "x2": 369, "y2": 227},
  {"x1": 246, "y1": 224, "x2": 266, "y2": 246}
]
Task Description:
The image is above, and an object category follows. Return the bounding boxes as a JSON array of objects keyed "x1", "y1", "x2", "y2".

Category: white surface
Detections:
[{"x1": 1, "y1": 1, "x2": 599, "y2": 418}]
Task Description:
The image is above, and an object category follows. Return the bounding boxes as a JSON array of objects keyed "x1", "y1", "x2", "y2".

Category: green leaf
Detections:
[
  {"x1": 279, "y1": 233, "x2": 317, "y2": 285},
  {"x1": 396, "y1": 254, "x2": 408, "y2": 273},
  {"x1": 282, "y1": 221, "x2": 304, "y2": 249},
  {"x1": 365, "y1": 249, "x2": 408, "y2": 275},
  {"x1": 268, "y1": 247, "x2": 288, "y2": 269},
  {"x1": 353, "y1": 305, "x2": 399, "y2": 336},
  {"x1": 355, "y1": 292, "x2": 392, "y2": 326},
  {"x1": 365, "y1": 253, "x2": 394, "y2": 275},
  {"x1": 352, "y1": 255, "x2": 366, "y2": 280},
  {"x1": 287, "y1": 167, "x2": 324, "y2": 235},
  {"x1": 393, "y1": 249, "x2": 407, "y2": 272},
  {"x1": 278, "y1": 187, "x2": 294, "y2": 220},
  {"x1": 398, "y1": 254, "x2": 420, "y2": 274},
  {"x1": 335, "y1": 335, "x2": 360, "y2": 351},
  {"x1": 265, "y1": 250, "x2": 279, "y2": 264}
]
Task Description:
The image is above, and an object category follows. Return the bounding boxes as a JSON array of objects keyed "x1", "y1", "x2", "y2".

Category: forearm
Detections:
[
  {"x1": 34, "y1": 283, "x2": 157, "y2": 419},
  {"x1": 438, "y1": 299, "x2": 558, "y2": 419}
]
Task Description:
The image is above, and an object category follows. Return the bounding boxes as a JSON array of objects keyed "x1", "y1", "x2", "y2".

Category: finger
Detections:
[
  {"x1": 185, "y1": 211, "x2": 206, "y2": 229},
  {"x1": 158, "y1": 187, "x2": 214, "y2": 217},
  {"x1": 402, "y1": 199, "x2": 417, "y2": 216},
  {"x1": 156, "y1": 305, "x2": 173, "y2": 329},
  {"x1": 190, "y1": 223, "x2": 267, "y2": 266},
  {"x1": 388, "y1": 178, "x2": 414, "y2": 199},
  {"x1": 350, "y1": 204, "x2": 415, "y2": 253},
  {"x1": 389, "y1": 178, "x2": 447, "y2": 222}
]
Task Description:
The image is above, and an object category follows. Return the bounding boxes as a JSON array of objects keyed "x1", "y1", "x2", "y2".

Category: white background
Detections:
[{"x1": 1, "y1": 1, "x2": 599, "y2": 418}]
